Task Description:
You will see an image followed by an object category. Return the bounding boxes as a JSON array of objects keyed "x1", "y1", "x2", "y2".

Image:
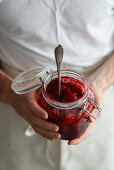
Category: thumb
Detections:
[
  {"x1": 95, "y1": 94, "x2": 104, "y2": 108},
  {"x1": 89, "y1": 94, "x2": 103, "y2": 123},
  {"x1": 24, "y1": 91, "x2": 48, "y2": 119}
]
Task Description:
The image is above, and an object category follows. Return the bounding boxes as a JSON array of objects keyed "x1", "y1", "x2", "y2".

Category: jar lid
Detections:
[{"x1": 11, "y1": 66, "x2": 50, "y2": 94}]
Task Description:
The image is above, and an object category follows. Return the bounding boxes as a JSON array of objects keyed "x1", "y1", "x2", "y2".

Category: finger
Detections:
[
  {"x1": 68, "y1": 121, "x2": 95, "y2": 145},
  {"x1": 89, "y1": 108, "x2": 98, "y2": 123},
  {"x1": 30, "y1": 103, "x2": 48, "y2": 119},
  {"x1": 26, "y1": 92, "x2": 48, "y2": 119},
  {"x1": 30, "y1": 114, "x2": 59, "y2": 132},
  {"x1": 32, "y1": 124, "x2": 61, "y2": 139},
  {"x1": 38, "y1": 132, "x2": 56, "y2": 141}
]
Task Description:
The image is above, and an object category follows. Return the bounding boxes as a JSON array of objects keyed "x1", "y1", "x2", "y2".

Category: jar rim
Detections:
[{"x1": 42, "y1": 70, "x2": 89, "y2": 109}]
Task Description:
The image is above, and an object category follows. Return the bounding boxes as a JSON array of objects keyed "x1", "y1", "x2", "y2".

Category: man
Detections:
[{"x1": 0, "y1": 0, "x2": 114, "y2": 170}]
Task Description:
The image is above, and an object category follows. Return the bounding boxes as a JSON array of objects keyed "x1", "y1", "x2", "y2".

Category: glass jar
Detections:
[
  {"x1": 37, "y1": 70, "x2": 95, "y2": 140},
  {"x1": 11, "y1": 67, "x2": 101, "y2": 140}
]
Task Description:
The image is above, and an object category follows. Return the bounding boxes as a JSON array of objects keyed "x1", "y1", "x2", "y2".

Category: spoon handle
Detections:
[
  {"x1": 57, "y1": 64, "x2": 61, "y2": 96},
  {"x1": 54, "y1": 44, "x2": 64, "y2": 97}
]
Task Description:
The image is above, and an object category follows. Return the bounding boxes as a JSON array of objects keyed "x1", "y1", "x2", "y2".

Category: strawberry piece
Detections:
[
  {"x1": 63, "y1": 112, "x2": 76, "y2": 124},
  {"x1": 68, "y1": 81, "x2": 77, "y2": 92},
  {"x1": 63, "y1": 88, "x2": 77, "y2": 102},
  {"x1": 61, "y1": 84, "x2": 66, "y2": 91},
  {"x1": 75, "y1": 81, "x2": 85, "y2": 96},
  {"x1": 50, "y1": 108, "x2": 60, "y2": 120},
  {"x1": 61, "y1": 77, "x2": 70, "y2": 84}
]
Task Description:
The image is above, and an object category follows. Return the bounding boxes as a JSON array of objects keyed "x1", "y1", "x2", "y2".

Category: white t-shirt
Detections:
[{"x1": 0, "y1": 0, "x2": 114, "y2": 72}]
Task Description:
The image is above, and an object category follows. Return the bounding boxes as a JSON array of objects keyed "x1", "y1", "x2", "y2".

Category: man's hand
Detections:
[
  {"x1": 0, "y1": 70, "x2": 61, "y2": 141},
  {"x1": 68, "y1": 52, "x2": 114, "y2": 145},
  {"x1": 10, "y1": 90, "x2": 61, "y2": 141},
  {"x1": 68, "y1": 78, "x2": 104, "y2": 145}
]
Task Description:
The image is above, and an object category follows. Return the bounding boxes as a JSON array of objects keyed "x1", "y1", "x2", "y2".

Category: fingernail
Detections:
[
  {"x1": 52, "y1": 126, "x2": 59, "y2": 132},
  {"x1": 68, "y1": 141, "x2": 72, "y2": 145},
  {"x1": 56, "y1": 133, "x2": 61, "y2": 139},
  {"x1": 56, "y1": 126, "x2": 59, "y2": 132},
  {"x1": 41, "y1": 113, "x2": 48, "y2": 119}
]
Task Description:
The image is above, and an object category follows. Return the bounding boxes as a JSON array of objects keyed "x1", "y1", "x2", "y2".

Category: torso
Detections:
[{"x1": 0, "y1": 0, "x2": 113, "y2": 71}]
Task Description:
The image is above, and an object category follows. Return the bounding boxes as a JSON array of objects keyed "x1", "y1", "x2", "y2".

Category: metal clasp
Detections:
[
  {"x1": 82, "y1": 97, "x2": 102, "y2": 120},
  {"x1": 39, "y1": 71, "x2": 50, "y2": 84}
]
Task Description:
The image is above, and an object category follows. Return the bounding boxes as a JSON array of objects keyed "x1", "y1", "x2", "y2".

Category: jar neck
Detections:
[{"x1": 42, "y1": 70, "x2": 89, "y2": 109}]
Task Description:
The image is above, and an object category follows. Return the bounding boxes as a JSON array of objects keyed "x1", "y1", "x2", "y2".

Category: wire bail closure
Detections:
[{"x1": 82, "y1": 97, "x2": 102, "y2": 120}]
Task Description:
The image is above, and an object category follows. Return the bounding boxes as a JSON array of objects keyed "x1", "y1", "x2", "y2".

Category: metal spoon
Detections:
[{"x1": 54, "y1": 44, "x2": 64, "y2": 97}]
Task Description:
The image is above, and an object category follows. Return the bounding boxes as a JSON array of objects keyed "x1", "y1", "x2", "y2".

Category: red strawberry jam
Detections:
[
  {"x1": 37, "y1": 76, "x2": 94, "y2": 140},
  {"x1": 46, "y1": 77, "x2": 85, "y2": 103}
]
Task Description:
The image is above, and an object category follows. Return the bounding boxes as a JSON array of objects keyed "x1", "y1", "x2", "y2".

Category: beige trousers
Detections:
[{"x1": 0, "y1": 61, "x2": 114, "y2": 170}]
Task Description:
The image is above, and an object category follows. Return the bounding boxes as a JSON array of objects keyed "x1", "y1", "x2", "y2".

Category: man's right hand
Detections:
[{"x1": 0, "y1": 70, "x2": 61, "y2": 141}]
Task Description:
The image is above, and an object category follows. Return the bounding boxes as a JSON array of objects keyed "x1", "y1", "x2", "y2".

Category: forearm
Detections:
[
  {"x1": 0, "y1": 69, "x2": 13, "y2": 104},
  {"x1": 89, "y1": 52, "x2": 114, "y2": 93}
]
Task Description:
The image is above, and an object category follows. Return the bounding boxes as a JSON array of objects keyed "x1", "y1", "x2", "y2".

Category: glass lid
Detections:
[{"x1": 11, "y1": 66, "x2": 50, "y2": 94}]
